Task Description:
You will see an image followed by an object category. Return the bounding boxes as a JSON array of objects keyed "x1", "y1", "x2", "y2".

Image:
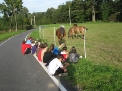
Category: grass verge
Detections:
[
  {"x1": 65, "y1": 58, "x2": 122, "y2": 91},
  {"x1": 0, "y1": 30, "x2": 26, "y2": 42}
]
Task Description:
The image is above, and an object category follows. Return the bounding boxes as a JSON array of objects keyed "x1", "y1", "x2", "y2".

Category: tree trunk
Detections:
[
  {"x1": 13, "y1": 7, "x2": 18, "y2": 32},
  {"x1": 15, "y1": 14, "x2": 17, "y2": 32},
  {"x1": 92, "y1": 4, "x2": 95, "y2": 22},
  {"x1": 9, "y1": 16, "x2": 12, "y2": 32}
]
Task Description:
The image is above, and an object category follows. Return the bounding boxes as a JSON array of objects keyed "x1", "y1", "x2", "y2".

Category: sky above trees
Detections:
[{"x1": 0, "y1": 0, "x2": 72, "y2": 13}]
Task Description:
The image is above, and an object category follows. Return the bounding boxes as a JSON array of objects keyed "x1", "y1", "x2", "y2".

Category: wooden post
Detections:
[
  {"x1": 84, "y1": 29, "x2": 86, "y2": 58},
  {"x1": 43, "y1": 29, "x2": 44, "y2": 39},
  {"x1": 54, "y1": 27, "x2": 56, "y2": 46}
]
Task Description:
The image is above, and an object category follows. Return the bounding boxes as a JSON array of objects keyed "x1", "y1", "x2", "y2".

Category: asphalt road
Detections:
[{"x1": 0, "y1": 30, "x2": 61, "y2": 91}]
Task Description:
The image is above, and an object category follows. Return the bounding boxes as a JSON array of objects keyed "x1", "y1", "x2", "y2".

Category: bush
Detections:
[{"x1": 66, "y1": 59, "x2": 122, "y2": 91}]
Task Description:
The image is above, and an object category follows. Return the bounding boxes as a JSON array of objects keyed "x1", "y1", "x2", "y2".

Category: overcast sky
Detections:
[{"x1": 0, "y1": 0, "x2": 72, "y2": 13}]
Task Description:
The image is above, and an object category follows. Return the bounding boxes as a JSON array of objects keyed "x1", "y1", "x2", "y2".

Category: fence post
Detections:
[
  {"x1": 84, "y1": 29, "x2": 86, "y2": 58},
  {"x1": 54, "y1": 27, "x2": 56, "y2": 46},
  {"x1": 39, "y1": 26, "x2": 42, "y2": 39},
  {"x1": 43, "y1": 29, "x2": 44, "y2": 39}
]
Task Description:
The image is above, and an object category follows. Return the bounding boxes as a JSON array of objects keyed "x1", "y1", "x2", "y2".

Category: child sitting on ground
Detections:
[
  {"x1": 21, "y1": 40, "x2": 31, "y2": 54},
  {"x1": 60, "y1": 46, "x2": 69, "y2": 62},
  {"x1": 48, "y1": 54, "x2": 69, "y2": 76},
  {"x1": 43, "y1": 44, "x2": 57, "y2": 66},
  {"x1": 31, "y1": 42, "x2": 38, "y2": 55},
  {"x1": 69, "y1": 46, "x2": 82, "y2": 63}
]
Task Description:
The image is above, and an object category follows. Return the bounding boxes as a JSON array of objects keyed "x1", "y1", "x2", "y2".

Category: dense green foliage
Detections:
[
  {"x1": 0, "y1": 0, "x2": 122, "y2": 32},
  {"x1": 0, "y1": 0, "x2": 33, "y2": 31},
  {"x1": 33, "y1": 0, "x2": 122, "y2": 25}
]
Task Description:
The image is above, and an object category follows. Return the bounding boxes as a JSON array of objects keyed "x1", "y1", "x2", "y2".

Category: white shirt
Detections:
[{"x1": 48, "y1": 58, "x2": 63, "y2": 75}]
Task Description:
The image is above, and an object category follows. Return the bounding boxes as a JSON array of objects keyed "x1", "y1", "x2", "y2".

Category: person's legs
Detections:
[
  {"x1": 58, "y1": 69, "x2": 68, "y2": 76},
  {"x1": 24, "y1": 48, "x2": 31, "y2": 54},
  {"x1": 54, "y1": 68, "x2": 64, "y2": 76}
]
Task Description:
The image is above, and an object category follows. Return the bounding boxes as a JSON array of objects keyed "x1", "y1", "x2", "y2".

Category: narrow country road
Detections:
[{"x1": 0, "y1": 30, "x2": 61, "y2": 91}]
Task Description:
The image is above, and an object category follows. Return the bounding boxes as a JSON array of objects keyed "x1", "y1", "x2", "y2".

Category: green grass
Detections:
[
  {"x1": 39, "y1": 23, "x2": 122, "y2": 69},
  {"x1": 29, "y1": 22, "x2": 122, "y2": 91},
  {"x1": 0, "y1": 30, "x2": 26, "y2": 42},
  {"x1": 66, "y1": 59, "x2": 122, "y2": 91}
]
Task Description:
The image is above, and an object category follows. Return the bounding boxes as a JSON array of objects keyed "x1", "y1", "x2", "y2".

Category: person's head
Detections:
[
  {"x1": 22, "y1": 40, "x2": 26, "y2": 44},
  {"x1": 38, "y1": 39, "x2": 42, "y2": 43},
  {"x1": 50, "y1": 44, "x2": 54, "y2": 50},
  {"x1": 28, "y1": 37, "x2": 32, "y2": 40},
  {"x1": 43, "y1": 42, "x2": 48, "y2": 48},
  {"x1": 62, "y1": 46, "x2": 67, "y2": 51},
  {"x1": 39, "y1": 43, "x2": 44, "y2": 48},
  {"x1": 31, "y1": 40, "x2": 35, "y2": 44},
  {"x1": 57, "y1": 54, "x2": 64, "y2": 61},
  {"x1": 35, "y1": 42, "x2": 38, "y2": 48},
  {"x1": 70, "y1": 46, "x2": 77, "y2": 53},
  {"x1": 47, "y1": 44, "x2": 54, "y2": 52}
]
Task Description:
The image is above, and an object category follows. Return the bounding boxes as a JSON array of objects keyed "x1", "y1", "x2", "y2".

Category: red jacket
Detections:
[
  {"x1": 22, "y1": 44, "x2": 31, "y2": 54},
  {"x1": 61, "y1": 51, "x2": 68, "y2": 61},
  {"x1": 37, "y1": 49, "x2": 43, "y2": 62}
]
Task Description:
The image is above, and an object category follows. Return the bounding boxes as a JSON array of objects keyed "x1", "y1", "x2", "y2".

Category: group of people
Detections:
[{"x1": 21, "y1": 37, "x2": 82, "y2": 76}]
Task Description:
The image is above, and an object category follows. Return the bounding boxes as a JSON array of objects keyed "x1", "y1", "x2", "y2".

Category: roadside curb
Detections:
[{"x1": 33, "y1": 54, "x2": 67, "y2": 91}]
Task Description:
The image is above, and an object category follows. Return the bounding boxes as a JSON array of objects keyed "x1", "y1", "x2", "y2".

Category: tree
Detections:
[
  {"x1": 71, "y1": 0, "x2": 85, "y2": 23},
  {"x1": 0, "y1": 2, "x2": 10, "y2": 31},
  {"x1": 4, "y1": 0, "x2": 23, "y2": 32},
  {"x1": 18, "y1": 7, "x2": 29, "y2": 30}
]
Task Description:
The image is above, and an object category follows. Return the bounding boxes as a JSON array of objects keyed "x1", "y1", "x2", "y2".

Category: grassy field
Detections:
[
  {"x1": 29, "y1": 23, "x2": 122, "y2": 91},
  {"x1": 38, "y1": 23, "x2": 122, "y2": 69}
]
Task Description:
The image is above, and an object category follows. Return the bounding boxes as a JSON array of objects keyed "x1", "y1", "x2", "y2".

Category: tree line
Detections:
[{"x1": 0, "y1": 0, "x2": 122, "y2": 32}]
